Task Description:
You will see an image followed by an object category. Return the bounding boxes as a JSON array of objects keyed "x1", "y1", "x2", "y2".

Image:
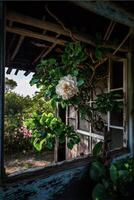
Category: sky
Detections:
[{"x1": 5, "y1": 69, "x2": 38, "y2": 97}]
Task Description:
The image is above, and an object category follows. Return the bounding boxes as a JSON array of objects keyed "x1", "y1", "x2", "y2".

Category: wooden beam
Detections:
[
  {"x1": 112, "y1": 28, "x2": 132, "y2": 55},
  {"x1": 42, "y1": 42, "x2": 57, "y2": 58},
  {"x1": 72, "y1": 1, "x2": 134, "y2": 28},
  {"x1": 33, "y1": 34, "x2": 60, "y2": 64},
  {"x1": 7, "y1": 34, "x2": 16, "y2": 62},
  {"x1": 14, "y1": 69, "x2": 19, "y2": 75},
  {"x1": 10, "y1": 35, "x2": 24, "y2": 61},
  {"x1": 24, "y1": 71, "x2": 31, "y2": 76},
  {"x1": 6, "y1": 11, "x2": 96, "y2": 46},
  {"x1": 6, "y1": 67, "x2": 12, "y2": 74},
  {"x1": 31, "y1": 41, "x2": 50, "y2": 48},
  {"x1": 6, "y1": 11, "x2": 129, "y2": 52},
  {"x1": 0, "y1": 1, "x2": 5, "y2": 183},
  {"x1": 6, "y1": 26, "x2": 66, "y2": 46},
  {"x1": 128, "y1": 29, "x2": 134, "y2": 154}
]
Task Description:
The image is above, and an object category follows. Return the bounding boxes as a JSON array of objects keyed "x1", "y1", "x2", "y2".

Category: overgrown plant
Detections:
[
  {"x1": 24, "y1": 42, "x2": 122, "y2": 151},
  {"x1": 23, "y1": 112, "x2": 80, "y2": 151},
  {"x1": 90, "y1": 143, "x2": 134, "y2": 200},
  {"x1": 30, "y1": 42, "x2": 121, "y2": 129}
]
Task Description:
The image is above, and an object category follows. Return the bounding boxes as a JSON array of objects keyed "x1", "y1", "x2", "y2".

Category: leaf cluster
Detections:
[
  {"x1": 24, "y1": 112, "x2": 80, "y2": 151},
  {"x1": 90, "y1": 156, "x2": 134, "y2": 200}
]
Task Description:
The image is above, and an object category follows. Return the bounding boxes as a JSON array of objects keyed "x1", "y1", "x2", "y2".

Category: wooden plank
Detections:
[
  {"x1": 0, "y1": 1, "x2": 5, "y2": 184},
  {"x1": 10, "y1": 35, "x2": 24, "y2": 61},
  {"x1": 24, "y1": 71, "x2": 31, "y2": 76},
  {"x1": 14, "y1": 69, "x2": 19, "y2": 75},
  {"x1": 6, "y1": 67, "x2": 12, "y2": 74},
  {"x1": 73, "y1": 1, "x2": 134, "y2": 28},
  {"x1": 128, "y1": 30, "x2": 134, "y2": 154},
  {"x1": 6, "y1": 11, "x2": 128, "y2": 52},
  {"x1": 7, "y1": 11, "x2": 96, "y2": 46},
  {"x1": 6, "y1": 26, "x2": 66, "y2": 46},
  {"x1": 112, "y1": 28, "x2": 132, "y2": 55}
]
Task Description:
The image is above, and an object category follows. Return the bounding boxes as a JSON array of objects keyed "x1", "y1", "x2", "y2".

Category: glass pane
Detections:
[
  {"x1": 110, "y1": 128, "x2": 123, "y2": 149},
  {"x1": 110, "y1": 60, "x2": 123, "y2": 89},
  {"x1": 93, "y1": 79, "x2": 108, "y2": 100},
  {"x1": 110, "y1": 108, "x2": 123, "y2": 126},
  {"x1": 78, "y1": 114, "x2": 90, "y2": 132},
  {"x1": 68, "y1": 119, "x2": 76, "y2": 129},
  {"x1": 68, "y1": 105, "x2": 76, "y2": 118},
  {"x1": 78, "y1": 134, "x2": 90, "y2": 155},
  {"x1": 110, "y1": 90, "x2": 123, "y2": 100}
]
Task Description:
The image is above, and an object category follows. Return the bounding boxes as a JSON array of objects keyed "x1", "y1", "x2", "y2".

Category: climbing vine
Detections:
[{"x1": 23, "y1": 42, "x2": 122, "y2": 151}]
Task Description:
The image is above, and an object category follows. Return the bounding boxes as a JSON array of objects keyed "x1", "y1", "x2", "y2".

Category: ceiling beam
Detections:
[
  {"x1": 6, "y1": 11, "x2": 96, "y2": 46},
  {"x1": 32, "y1": 35, "x2": 60, "y2": 64},
  {"x1": 6, "y1": 11, "x2": 129, "y2": 52},
  {"x1": 14, "y1": 69, "x2": 19, "y2": 75},
  {"x1": 72, "y1": 1, "x2": 134, "y2": 28},
  {"x1": 10, "y1": 35, "x2": 24, "y2": 61},
  {"x1": 6, "y1": 67, "x2": 12, "y2": 74},
  {"x1": 6, "y1": 26, "x2": 66, "y2": 46},
  {"x1": 24, "y1": 71, "x2": 31, "y2": 76}
]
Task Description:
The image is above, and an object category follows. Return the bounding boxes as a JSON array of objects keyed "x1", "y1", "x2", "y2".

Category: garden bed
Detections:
[{"x1": 4, "y1": 151, "x2": 54, "y2": 175}]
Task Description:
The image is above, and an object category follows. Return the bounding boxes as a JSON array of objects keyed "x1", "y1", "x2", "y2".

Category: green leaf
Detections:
[
  {"x1": 95, "y1": 49, "x2": 102, "y2": 60},
  {"x1": 72, "y1": 70, "x2": 79, "y2": 76},
  {"x1": 29, "y1": 77, "x2": 39, "y2": 86},
  {"x1": 67, "y1": 141, "x2": 74, "y2": 149},
  {"x1": 49, "y1": 58, "x2": 57, "y2": 65},
  {"x1": 33, "y1": 138, "x2": 46, "y2": 151},
  {"x1": 90, "y1": 161, "x2": 106, "y2": 181},
  {"x1": 110, "y1": 164, "x2": 119, "y2": 183},
  {"x1": 40, "y1": 112, "x2": 47, "y2": 125},
  {"x1": 92, "y1": 183, "x2": 111, "y2": 200},
  {"x1": 50, "y1": 98, "x2": 57, "y2": 109},
  {"x1": 77, "y1": 79, "x2": 84, "y2": 87},
  {"x1": 92, "y1": 141, "x2": 103, "y2": 156},
  {"x1": 61, "y1": 101, "x2": 67, "y2": 108}
]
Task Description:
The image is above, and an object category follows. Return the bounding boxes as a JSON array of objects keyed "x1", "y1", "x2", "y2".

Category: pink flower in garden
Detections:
[{"x1": 19, "y1": 126, "x2": 32, "y2": 138}]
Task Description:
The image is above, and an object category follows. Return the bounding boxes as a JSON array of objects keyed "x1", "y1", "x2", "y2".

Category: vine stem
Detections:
[{"x1": 45, "y1": 5, "x2": 78, "y2": 42}]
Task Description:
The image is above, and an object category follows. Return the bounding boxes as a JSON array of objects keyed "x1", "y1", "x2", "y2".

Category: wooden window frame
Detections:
[
  {"x1": 0, "y1": 1, "x2": 5, "y2": 184},
  {"x1": 0, "y1": 3, "x2": 90, "y2": 184},
  {"x1": 0, "y1": 2, "x2": 134, "y2": 184},
  {"x1": 66, "y1": 57, "x2": 131, "y2": 155},
  {"x1": 107, "y1": 57, "x2": 128, "y2": 148}
]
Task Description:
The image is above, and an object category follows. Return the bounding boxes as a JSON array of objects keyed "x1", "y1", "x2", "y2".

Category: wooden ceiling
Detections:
[{"x1": 5, "y1": 1, "x2": 133, "y2": 76}]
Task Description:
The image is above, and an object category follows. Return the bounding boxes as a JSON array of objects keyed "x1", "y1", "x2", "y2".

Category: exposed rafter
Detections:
[
  {"x1": 14, "y1": 69, "x2": 19, "y2": 75},
  {"x1": 10, "y1": 35, "x2": 24, "y2": 61},
  {"x1": 32, "y1": 34, "x2": 60, "y2": 64},
  {"x1": 6, "y1": 26, "x2": 66, "y2": 46},
  {"x1": 24, "y1": 71, "x2": 31, "y2": 76},
  {"x1": 6, "y1": 11, "x2": 129, "y2": 52},
  {"x1": 6, "y1": 67, "x2": 12, "y2": 74},
  {"x1": 6, "y1": 11, "x2": 96, "y2": 46}
]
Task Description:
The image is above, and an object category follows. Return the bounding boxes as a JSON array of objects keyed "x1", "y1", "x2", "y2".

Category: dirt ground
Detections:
[{"x1": 4, "y1": 151, "x2": 54, "y2": 175}]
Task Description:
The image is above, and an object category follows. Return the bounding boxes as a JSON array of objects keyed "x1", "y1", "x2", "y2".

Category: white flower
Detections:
[{"x1": 56, "y1": 75, "x2": 78, "y2": 100}]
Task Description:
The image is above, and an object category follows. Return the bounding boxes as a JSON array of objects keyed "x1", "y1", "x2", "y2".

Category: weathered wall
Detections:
[{"x1": 0, "y1": 165, "x2": 91, "y2": 200}]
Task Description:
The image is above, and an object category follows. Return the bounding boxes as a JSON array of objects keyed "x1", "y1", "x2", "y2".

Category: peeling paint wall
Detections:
[{"x1": 0, "y1": 166, "x2": 91, "y2": 200}]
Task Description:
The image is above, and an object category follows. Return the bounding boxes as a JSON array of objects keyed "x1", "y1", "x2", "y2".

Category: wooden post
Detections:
[
  {"x1": 0, "y1": 1, "x2": 5, "y2": 184},
  {"x1": 55, "y1": 104, "x2": 66, "y2": 162},
  {"x1": 128, "y1": 30, "x2": 134, "y2": 155}
]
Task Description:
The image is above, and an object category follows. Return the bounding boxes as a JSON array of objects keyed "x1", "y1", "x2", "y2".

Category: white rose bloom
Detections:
[{"x1": 56, "y1": 75, "x2": 78, "y2": 100}]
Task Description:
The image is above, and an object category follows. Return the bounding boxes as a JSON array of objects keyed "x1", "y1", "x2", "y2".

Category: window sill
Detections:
[
  {"x1": 108, "y1": 147, "x2": 130, "y2": 159},
  {"x1": 2, "y1": 148, "x2": 130, "y2": 185},
  {"x1": 4, "y1": 155, "x2": 92, "y2": 185}
]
